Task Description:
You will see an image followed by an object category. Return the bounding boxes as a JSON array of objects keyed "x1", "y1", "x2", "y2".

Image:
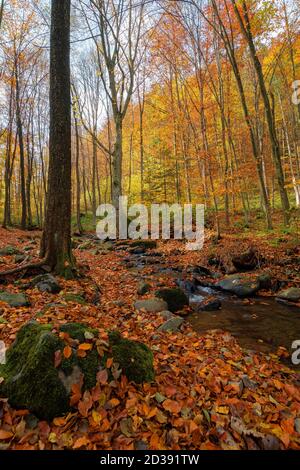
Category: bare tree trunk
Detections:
[
  {"x1": 15, "y1": 63, "x2": 27, "y2": 229},
  {"x1": 210, "y1": 0, "x2": 273, "y2": 229},
  {"x1": 73, "y1": 108, "x2": 83, "y2": 233},
  {"x1": 112, "y1": 114, "x2": 123, "y2": 209},
  {"x1": 40, "y1": 0, "x2": 75, "y2": 278},
  {"x1": 232, "y1": 0, "x2": 290, "y2": 225}
]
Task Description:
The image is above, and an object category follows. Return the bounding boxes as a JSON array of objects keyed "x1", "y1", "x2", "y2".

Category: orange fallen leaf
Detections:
[
  {"x1": 163, "y1": 399, "x2": 182, "y2": 414},
  {"x1": 0, "y1": 430, "x2": 13, "y2": 440},
  {"x1": 78, "y1": 343, "x2": 93, "y2": 351},
  {"x1": 77, "y1": 349, "x2": 87, "y2": 358},
  {"x1": 109, "y1": 398, "x2": 120, "y2": 408},
  {"x1": 53, "y1": 417, "x2": 66, "y2": 427},
  {"x1": 63, "y1": 345, "x2": 72, "y2": 359},
  {"x1": 70, "y1": 383, "x2": 82, "y2": 406},
  {"x1": 78, "y1": 391, "x2": 93, "y2": 417},
  {"x1": 73, "y1": 436, "x2": 90, "y2": 449},
  {"x1": 106, "y1": 357, "x2": 113, "y2": 368}
]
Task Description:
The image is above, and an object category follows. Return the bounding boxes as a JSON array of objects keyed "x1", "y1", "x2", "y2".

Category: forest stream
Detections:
[
  {"x1": 128, "y1": 254, "x2": 300, "y2": 366},
  {"x1": 188, "y1": 287, "x2": 300, "y2": 361}
]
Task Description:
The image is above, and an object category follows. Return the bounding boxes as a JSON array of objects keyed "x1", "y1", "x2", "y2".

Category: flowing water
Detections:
[
  {"x1": 188, "y1": 287, "x2": 300, "y2": 367},
  {"x1": 127, "y1": 254, "x2": 300, "y2": 367}
]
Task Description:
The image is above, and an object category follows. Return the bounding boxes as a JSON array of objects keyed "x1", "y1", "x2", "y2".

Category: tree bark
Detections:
[
  {"x1": 40, "y1": 0, "x2": 75, "y2": 278},
  {"x1": 15, "y1": 63, "x2": 27, "y2": 229}
]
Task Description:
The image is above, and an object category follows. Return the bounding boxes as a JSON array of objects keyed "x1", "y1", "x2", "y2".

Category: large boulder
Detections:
[
  {"x1": 0, "y1": 291, "x2": 30, "y2": 307},
  {"x1": 276, "y1": 287, "x2": 300, "y2": 303},
  {"x1": 134, "y1": 298, "x2": 168, "y2": 313},
  {"x1": 216, "y1": 275, "x2": 260, "y2": 298},
  {"x1": 0, "y1": 322, "x2": 99, "y2": 421},
  {"x1": 0, "y1": 322, "x2": 154, "y2": 421},
  {"x1": 155, "y1": 288, "x2": 189, "y2": 313},
  {"x1": 30, "y1": 274, "x2": 62, "y2": 294}
]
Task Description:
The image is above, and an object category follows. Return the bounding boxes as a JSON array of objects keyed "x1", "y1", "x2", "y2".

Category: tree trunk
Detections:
[
  {"x1": 15, "y1": 64, "x2": 27, "y2": 229},
  {"x1": 73, "y1": 109, "x2": 83, "y2": 233},
  {"x1": 40, "y1": 0, "x2": 75, "y2": 278},
  {"x1": 111, "y1": 114, "x2": 123, "y2": 209},
  {"x1": 232, "y1": 0, "x2": 290, "y2": 225}
]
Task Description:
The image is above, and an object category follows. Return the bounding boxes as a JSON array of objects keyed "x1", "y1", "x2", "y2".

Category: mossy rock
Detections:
[
  {"x1": 0, "y1": 323, "x2": 155, "y2": 420},
  {"x1": 62, "y1": 293, "x2": 86, "y2": 305},
  {"x1": 137, "y1": 282, "x2": 151, "y2": 295},
  {"x1": 30, "y1": 274, "x2": 62, "y2": 294},
  {"x1": 131, "y1": 240, "x2": 157, "y2": 250},
  {"x1": 0, "y1": 246, "x2": 21, "y2": 256},
  {"x1": 0, "y1": 322, "x2": 99, "y2": 421},
  {"x1": 109, "y1": 331, "x2": 154, "y2": 384},
  {"x1": 155, "y1": 288, "x2": 189, "y2": 313},
  {"x1": 0, "y1": 292, "x2": 30, "y2": 307}
]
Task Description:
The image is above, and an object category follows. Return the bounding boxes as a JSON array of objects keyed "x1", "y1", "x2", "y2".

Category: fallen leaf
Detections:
[
  {"x1": 63, "y1": 345, "x2": 72, "y2": 359},
  {"x1": 0, "y1": 430, "x2": 13, "y2": 440}
]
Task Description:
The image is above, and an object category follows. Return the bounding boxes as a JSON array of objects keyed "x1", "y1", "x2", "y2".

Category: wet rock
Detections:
[
  {"x1": 216, "y1": 274, "x2": 260, "y2": 298},
  {"x1": 192, "y1": 297, "x2": 222, "y2": 312},
  {"x1": 176, "y1": 279, "x2": 197, "y2": 294},
  {"x1": 192, "y1": 265, "x2": 212, "y2": 277},
  {"x1": 0, "y1": 292, "x2": 30, "y2": 307},
  {"x1": 155, "y1": 288, "x2": 189, "y2": 313},
  {"x1": 137, "y1": 282, "x2": 151, "y2": 295},
  {"x1": 258, "y1": 273, "x2": 272, "y2": 290},
  {"x1": 134, "y1": 298, "x2": 168, "y2": 313},
  {"x1": 232, "y1": 248, "x2": 259, "y2": 272},
  {"x1": 158, "y1": 315, "x2": 184, "y2": 333},
  {"x1": 31, "y1": 274, "x2": 62, "y2": 294},
  {"x1": 276, "y1": 287, "x2": 300, "y2": 303}
]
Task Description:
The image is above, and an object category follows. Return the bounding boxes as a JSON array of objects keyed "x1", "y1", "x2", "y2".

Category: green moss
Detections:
[
  {"x1": 62, "y1": 293, "x2": 86, "y2": 305},
  {"x1": 109, "y1": 331, "x2": 154, "y2": 383},
  {"x1": 0, "y1": 322, "x2": 155, "y2": 420},
  {"x1": 0, "y1": 246, "x2": 21, "y2": 256},
  {"x1": 0, "y1": 322, "x2": 100, "y2": 421},
  {"x1": 155, "y1": 288, "x2": 188, "y2": 313},
  {"x1": 0, "y1": 322, "x2": 69, "y2": 421},
  {"x1": 60, "y1": 322, "x2": 98, "y2": 342}
]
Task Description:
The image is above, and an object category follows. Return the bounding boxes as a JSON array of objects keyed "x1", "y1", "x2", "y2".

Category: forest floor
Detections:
[{"x1": 0, "y1": 223, "x2": 299, "y2": 450}]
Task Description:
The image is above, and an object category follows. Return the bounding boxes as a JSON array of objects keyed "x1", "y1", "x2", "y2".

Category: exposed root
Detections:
[{"x1": 0, "y1": 259, "x2": 48, "y2": 278}]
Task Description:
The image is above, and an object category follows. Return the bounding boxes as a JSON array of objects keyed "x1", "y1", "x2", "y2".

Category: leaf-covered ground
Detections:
[{"x1": 0, "y1": 228, "x2": 299, "y2": 450}]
